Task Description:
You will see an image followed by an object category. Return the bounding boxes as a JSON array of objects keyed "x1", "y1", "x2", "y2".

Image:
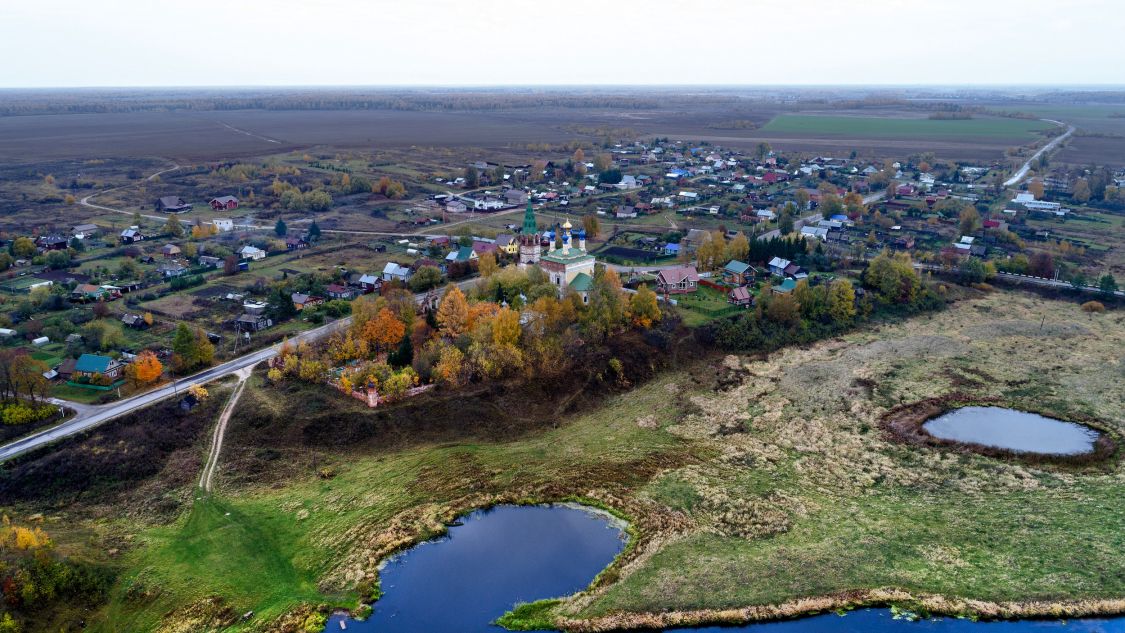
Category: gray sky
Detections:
[{"x1": 2, "y1": 0, "x2": 1121, "y2": 87}]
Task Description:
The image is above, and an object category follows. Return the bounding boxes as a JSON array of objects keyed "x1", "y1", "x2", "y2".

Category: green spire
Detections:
[{"x1": 521, "y1": 198, "x2": 537, "y2": 235}]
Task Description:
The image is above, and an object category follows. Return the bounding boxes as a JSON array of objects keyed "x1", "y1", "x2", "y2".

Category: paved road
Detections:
[
  {"x1": 0, "y1": 317, "x2": 350, "y2": 462},
  {"x1": 1004, "y1": 120, "x2": 1074, "y2": 187}
]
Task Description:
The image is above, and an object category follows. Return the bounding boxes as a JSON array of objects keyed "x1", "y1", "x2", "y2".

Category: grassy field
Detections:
[
  {"x1": 759, "y1": 114, "x2": 1057, "y2": 141},
  {"x1": 6, "y1": 290, "x2": 1124, "y2": 632},
  {"x1": 568, "y1": 291, "x2": 1125, "y2": 628}
]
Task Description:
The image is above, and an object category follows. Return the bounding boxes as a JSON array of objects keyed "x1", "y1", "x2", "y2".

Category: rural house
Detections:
[
  {"x1": 382, "y1": 262, "x2": 411, "y2": 282},
  {"x1": 155, "y1": 196, "x2": 192, "y2": 213},
  {"x1": 236, "y1": 313, "x2": 272, "y2": 332},
  {"x1": 722, "y1": 260, "x2": 752, "y2": 286},
  {"x1": 161, "y1": 243, "x2": 181, "y2": 258},
  {"x1": 210, "y1": 195, "x2": 239, "y2": 210},
  {"x1": 212, "y1": 218, "x2": 234, "y2": 232},
  {"x1": 73, "y1": 353, "x2": 124, "y2": 381},
  {"x1": 357, "y1": 273, "x2": 382, "y2": 293},
  {"x1": 728, "y1": 285, "x2": 753, "y2": 307},
  {"x1": 504, "y1": 189, "x2": 528, "y2": 205},
  {"x1": 239, "y1": 245, "x2": 266, "y2": 261},
  {"x1": 768, "y1": 257, "x2": 791, "y2": 277},
  {"x1": 72, "y1": 224, "x2": 99, "y2": 240},
  {"x1": 291, "y1": 293, "x2": 324, "y2": 311},
  {"x1": 36, "y1": 235, "x2": 69, "y2": 251},
  {"x1": 120, "y1": 227, "x2": 145, "y2": 243},
  {"x1": 325, "y1": 283, "x2": 356, "y2": 300},
  {"x1": 656, "y1": 265, "x2": 700, "y2": 295}
]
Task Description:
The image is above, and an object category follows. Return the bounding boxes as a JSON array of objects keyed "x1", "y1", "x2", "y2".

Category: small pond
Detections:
[
  {"x1": 326, "y1": 503, "x2": 626, "y2": 632},
  {"x1": 922, "y1": 406, "x2": 1101, "y2": 455}
]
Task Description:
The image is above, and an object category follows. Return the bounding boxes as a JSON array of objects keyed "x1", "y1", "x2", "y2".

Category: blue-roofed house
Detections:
[{"x1": 664, "y1": 242, "x2": 682, "y2": 256}]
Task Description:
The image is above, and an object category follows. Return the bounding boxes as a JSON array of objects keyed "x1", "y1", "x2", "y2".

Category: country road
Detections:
[
  {"x1": 79, "y1": 163, "x2": 182, "y2": 222},
  {"x1": 1003, "y1": 120, "x2": 1074, "y2": 187}
]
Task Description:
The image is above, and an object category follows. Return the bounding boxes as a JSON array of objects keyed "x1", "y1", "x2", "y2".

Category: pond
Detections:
[
  {"x1": 326, "y1": 503, "x2": 627, "y2": 632},
  {"x1": 326, "y1": 503, "x2": 1124, "y2": 633},
  {"x1": 922, "y1": 406, "x2": 1101, "y2": 455}
]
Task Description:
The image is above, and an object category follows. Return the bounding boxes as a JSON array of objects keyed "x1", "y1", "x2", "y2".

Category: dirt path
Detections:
[
  {"x1": 79, "y1": 162, "x2": 181, "y2": 222},
  {"x1": 198, "y1": 367, "x2": 252, "y2": 493}
]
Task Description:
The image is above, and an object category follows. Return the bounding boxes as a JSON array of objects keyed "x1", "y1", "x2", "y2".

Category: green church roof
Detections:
[
  {"x1": 569, "y1": 272, "x2": 594, "y2": 292},
  {"x1": 521, "y1": 198, "x2": 537, "y2": 235}
]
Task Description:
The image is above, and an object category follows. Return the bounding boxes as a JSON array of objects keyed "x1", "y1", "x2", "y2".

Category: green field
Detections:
[{"x1": 759, "y1": 114, "x2": 1057, "y2": 140}]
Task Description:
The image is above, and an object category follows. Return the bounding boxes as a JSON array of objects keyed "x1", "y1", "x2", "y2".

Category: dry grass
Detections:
[{"x1": 567, "y1": 292, "x2": 1124, "y2": 627}]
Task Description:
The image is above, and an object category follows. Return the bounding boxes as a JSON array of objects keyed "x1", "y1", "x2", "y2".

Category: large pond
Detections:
[
  {"x1": 922, "y1": 406, "x2": 1101, "y2": 455},
  {"x1": 326, "y1": 503, "x2": 1124, "y2": 633},
  {"x1": 326, "y1": 504, "x2": 627, "y2": 632}
]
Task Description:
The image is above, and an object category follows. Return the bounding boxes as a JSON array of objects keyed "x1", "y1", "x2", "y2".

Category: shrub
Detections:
[{"x1": 1081, "y1": 300, "x2": 1105, "y2": 314}]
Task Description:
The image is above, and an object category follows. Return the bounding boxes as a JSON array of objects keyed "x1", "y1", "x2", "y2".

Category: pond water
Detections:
[
  {"x1": 325, "y1": 503, "x2": 1125, "y2": 633},
  {"x1": 325, "y1": 504, "x2": 627, "y2": 632},
  {"x1": 922, "y1": 406, "x2": 1101, "y2": 455},
  {"x1": 684, "y1": 608, "x2": 1125, "y2": 632}
]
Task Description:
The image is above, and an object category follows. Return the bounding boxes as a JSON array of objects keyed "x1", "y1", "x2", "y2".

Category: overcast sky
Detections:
[{"x1": 1, "y1": 0, "x2": 1121, "y2": 88}]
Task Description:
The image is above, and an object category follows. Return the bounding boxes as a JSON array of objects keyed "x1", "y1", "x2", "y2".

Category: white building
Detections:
[
  {"x1": 239, "y1": 245, "x2": 266, "y2": 261},
  {"x1": 213, "y1": 218, "x2": 234, "y2": 232}
]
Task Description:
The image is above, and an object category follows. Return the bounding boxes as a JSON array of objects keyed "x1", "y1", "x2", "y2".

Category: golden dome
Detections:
[{"x1": 562, "y1": 218, "x2": 573, "y2": 229}]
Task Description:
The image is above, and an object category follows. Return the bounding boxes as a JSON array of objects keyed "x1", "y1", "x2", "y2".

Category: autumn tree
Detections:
[
  {"x1": 1081, "y1": 300, "x2": 1105, "y2": 314},
  {"x1": 695, "y1": 231, "x2": 727, "y2": 271},
  {"x1": 765, "y1": 292, "x2": 800, "y2": 327},
  {"x1": 1027, "y1": 180, "x2": 1045, "y2": 199},
  {"x1": 728, "y1": 231, "x2": 750, "y2": 262},
  {"x1": 434, "y1": 344, "x2": 466, "y2": 387},
  {"x1": 363, "y1": 308, "x2": 406, "y2": 354},
  {"x1": 827, "y1": 279, "x2": 857, "y2": 323},
  {"x1": 478, "y1": 251, "x2": 498, "y2": 278},
  {"x1": 593, "y1": 153, "x2": 613, "y2": 173},
  {"x1": 10, "y1": 237, "x2": 36, "y2": 259},
  {"x1": 164, "y1": 213, "x2": 183, "y2": 237},
  {"x1": 1028, "y1": 251, "x2": 1055, "y2": 278},
  {"x1": 436, "y1": 285, "x2": 469, "y2": 339},
  {"x1": 491, "y1": 306, "x2": 521, "y2": 347},
  {"x1": 864, "y1": 250, "x2": 920, "y2": 305},
  {"x1": 582, "y1": 214, "x2": 600, "y2": 240},
  {"x1": 629, "y1": 284, "x2": 661, "y2": 328},
  {"x1": 795, "y1": 189, "x2": 811, "y2": 210},
  {"x1": 1072, "y1": 178, "x2": 1091, "y2": 203},
  {"x1": 127, "y1": 350, "x2": 163, "y2": 386},
  {"x1": 958, "y1": 206, "x2": 981, "y2": 235}
]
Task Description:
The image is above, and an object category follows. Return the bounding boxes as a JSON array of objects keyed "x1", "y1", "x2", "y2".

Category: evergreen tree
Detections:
[{"x1": 275, "y1": 219, "x2": 288, "y2": 237}]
